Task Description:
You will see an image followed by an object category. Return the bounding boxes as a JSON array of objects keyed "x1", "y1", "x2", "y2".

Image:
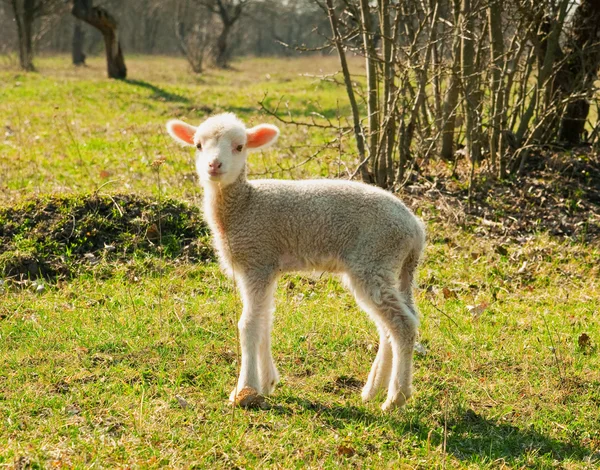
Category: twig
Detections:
[
  {"x1": 426, "y1": 298, "x2": 460, "y2": 329},
  {"x1": 442, "y1": 389, "x2": 448, "y2": 469},
  {"x1": 259, "y1": 93, "x2": 349, "y2": 131},
  {"x1": 542, "y1": 313, "x2": 564, "y2": 383}
]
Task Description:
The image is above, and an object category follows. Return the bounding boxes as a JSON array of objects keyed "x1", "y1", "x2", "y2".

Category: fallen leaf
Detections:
[
  {"x1": 99, "y1": 170, "x2": 111, "y2": 179},
  {"x1": 65, "y1": 404, "x2": 81, "y2": 415},
  {"x1": 442, "y1": 287, "x2": 457, "y2": 299},
  {"x1": 146, "y1": 224, "x2": 160, "y2": 241},
  {"x1": 496, "y1": 245, "x2": 508, "y2": 256},
  {"x1": 578, "y1": 333, "x2": 591, "y2": 349},
  {"x1": 337, "y1": 445, "x2": 356, "y2": 457},
  {"x1": 467, "y1": 303, "x2": 489, "y2": 321},
  {"x1": 517, "y1": 261, "x2": 527, "y2": 274},
  {"x1": 175, "y1": 395, "x2": 190, "y2": 409}
]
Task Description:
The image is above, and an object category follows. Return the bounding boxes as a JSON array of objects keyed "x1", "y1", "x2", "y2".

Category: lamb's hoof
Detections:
[
  {"x1": 361, "y1": 384, "x2": 377, "y2": 402},
  {"x1": 381, "y1": 389, "x2": 412, "y2": 411},
  {"x1": 230, "y1": 386, "x2": 267, "y2": 408}
]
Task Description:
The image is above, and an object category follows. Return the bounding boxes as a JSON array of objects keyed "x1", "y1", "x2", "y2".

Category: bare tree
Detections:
[
  {"x1": 3, "y1": 0, "x2": 64, "y2": 71},
  {"x1": 555, "y1": 0, "x2": 600, "y2": 144},
  {"x1": 71, "y1": 0, "x2": 127, "y2": 79},
  {"x1": 440, "y1": 0, "x2": 462, "y2": 161},
  {"x1": 3, "y1": 0, "x2": 332, "y2": 60},
  {"x1": 199, "y1": 0, "x2": 249, "y2": 68},
  {"x1": 175, "y1": 0, "x2": 213, "y2": 73},
  {"x1": 312, "y1": 0, "x2": 600, "y2": 187}
]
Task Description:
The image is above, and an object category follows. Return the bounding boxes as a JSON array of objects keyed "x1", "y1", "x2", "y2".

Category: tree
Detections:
[
  {"x1": 71, "y1": 0, "x2": 127, "y2": 79},
  {"x1": 72, "y1": 18, "x2": 85, "y2": 65},
  {"x1": 200, "y1": 0, "x2": 249, "y2": 68},
  {"x1": 4, "y1": 0, "x2": 64, "y2": 71},
  {"x1": 555, "y1": 0, "x2": 600, "y2": 145},
  {"x1": 175, "y1": 0, "x2": 213, "y2": 73}
]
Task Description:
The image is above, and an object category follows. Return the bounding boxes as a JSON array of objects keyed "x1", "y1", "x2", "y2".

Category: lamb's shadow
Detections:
[
  {"x1": 124, "y1": 79, "x2": 190, "y2": 104},
  {"x1": 269, "y1": 396, "x2": 592, "y2": 465}
]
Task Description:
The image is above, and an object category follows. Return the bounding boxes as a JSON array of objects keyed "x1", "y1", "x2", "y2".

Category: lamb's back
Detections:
[{"x1": 238, "y1": 179, "x2": 421, "y2": 264}]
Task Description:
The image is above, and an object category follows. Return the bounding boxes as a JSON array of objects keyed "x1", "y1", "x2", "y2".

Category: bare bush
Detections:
[
  {"x1": 175, "y1": 0, "x2": 213, "y2": 73},
  {"x1": 263, "y1": 0, "x2": 600, "y2": 190}
]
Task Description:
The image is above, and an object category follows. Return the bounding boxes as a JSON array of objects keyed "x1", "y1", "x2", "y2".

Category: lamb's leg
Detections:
[
  {"x1": 258, "y1": 321, "x2": 279, "y2": 395},
  {"x1": 362, "y1": 324, "x2": 393, "y2": 402},
  {"x1": 349, "y1": 272, "x2": 418, "y2": 410},
  {"x1": 230, "y1": 274, "x2": 277, "y2": 403},
  {"x1": 357, "y1": 313, "x2": 393, "y2": 402},
  {"x1": 380, "y1": 295, "x2": 417, "y2": 411}
]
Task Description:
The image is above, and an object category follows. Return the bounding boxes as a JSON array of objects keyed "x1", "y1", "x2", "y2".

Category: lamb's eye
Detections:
[
  {"x1": 196, "y1": 143, "x2": 202, "y2": 150},
  {"x1": 236, "y1": 145, "x2": 243, "y2": 152}
]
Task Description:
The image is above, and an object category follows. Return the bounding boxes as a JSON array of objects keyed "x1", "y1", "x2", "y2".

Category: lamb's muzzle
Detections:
[{"x1": 166, "y1": 113, "x2": 426, "y2": 410}]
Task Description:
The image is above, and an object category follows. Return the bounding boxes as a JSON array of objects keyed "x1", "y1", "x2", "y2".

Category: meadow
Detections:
[{"x1": 0, "y1": 55, "x2": 599, "y2": 469}]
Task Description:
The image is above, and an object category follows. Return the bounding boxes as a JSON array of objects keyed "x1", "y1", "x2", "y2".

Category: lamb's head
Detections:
[{"x1": 166, "y1": 113, "x2": 279, "y2": 186}]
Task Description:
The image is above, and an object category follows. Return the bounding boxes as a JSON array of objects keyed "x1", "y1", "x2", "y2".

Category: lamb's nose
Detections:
[{"x1": 209, "y1": 160, "x2": 222, "y2": 170}]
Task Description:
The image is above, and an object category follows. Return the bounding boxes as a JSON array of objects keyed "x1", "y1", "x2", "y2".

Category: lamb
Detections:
[{"x1": 166, "y1": 113, "x2": 426, "y2": 410}]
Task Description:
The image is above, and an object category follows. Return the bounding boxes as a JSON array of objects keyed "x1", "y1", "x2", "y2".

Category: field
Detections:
[{"x1": 1, "y1": 55, "x2": 599, "y2": 469}]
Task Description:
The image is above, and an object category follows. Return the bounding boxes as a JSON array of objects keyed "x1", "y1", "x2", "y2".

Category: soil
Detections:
[
  {"x1": 401, "y1": 147, "x2": 600, "y2": 244},
  {"x1": 0, "y1": 193, "x2": 214, "y2": 280}
]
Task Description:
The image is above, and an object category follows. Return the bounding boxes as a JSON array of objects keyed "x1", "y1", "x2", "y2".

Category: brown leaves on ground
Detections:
[
  {"x1": 467, "y1": 303, "x2": 489, "y2": 321},
  {"x1": 578, "y1": 333, "x2": 593, "y2": 351},
  {"x1": 442, "y1": 287, "x2": 457, "y2": 299},
  {"x1": 399, "y1": 147, "x2": 600, "y2": 243},
  {"x1": 337, "y1": 445, "x2": 356, "y2": 457}
]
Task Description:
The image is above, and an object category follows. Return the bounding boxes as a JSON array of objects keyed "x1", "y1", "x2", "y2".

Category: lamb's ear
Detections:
[
  {"x1": 246, "y1": 124, "x2": 279, "y2": 150},
  {"x1": 166, "y1": 120, "x2": 196, "y2": 146}
]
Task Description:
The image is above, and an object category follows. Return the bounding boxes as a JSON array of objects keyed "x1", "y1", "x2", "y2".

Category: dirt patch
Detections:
[
  {"x1": 401, "y1": 147, "x2": 600, "y2": 243},
  {"x1": 0, "y1": 193, "x2": 214, "y2": 280}
]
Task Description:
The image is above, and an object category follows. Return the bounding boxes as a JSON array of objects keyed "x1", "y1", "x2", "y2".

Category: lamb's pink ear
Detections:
[
  {"x1": 166, "y1": 120, "x2": 196, "y2": 146},
  {"x1": 246, "y1": 124, "x2": 279, "y2": 150}
]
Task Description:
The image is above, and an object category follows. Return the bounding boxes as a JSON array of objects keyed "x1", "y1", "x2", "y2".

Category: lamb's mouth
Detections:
[{"x1": 207, "y1": 170, "x2": 223, "y2": 179}]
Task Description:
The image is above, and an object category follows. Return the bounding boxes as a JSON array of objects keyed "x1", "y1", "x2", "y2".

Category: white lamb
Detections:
[{"x1": 166, "y1": 113, "x2": 425, "y2": 410}]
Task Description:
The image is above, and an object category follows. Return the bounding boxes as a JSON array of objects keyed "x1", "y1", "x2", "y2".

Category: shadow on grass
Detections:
[
  {"x1": 124, "y1": 79, "x2": 190, "y2": 103},
  {"x1": 225, "y1": 105, "x2": 261, "y2": 116},
  {"x1": 445, "y1": 408, "x2": 589, "y2": 464},
  {"x1": 270, "y1": 396, "x2": 592, "y2": 465}
]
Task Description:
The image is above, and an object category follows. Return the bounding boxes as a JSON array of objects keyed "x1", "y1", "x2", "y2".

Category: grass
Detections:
[{"x1": 1, "y1": 55, "x2": 600, "y2": 468}]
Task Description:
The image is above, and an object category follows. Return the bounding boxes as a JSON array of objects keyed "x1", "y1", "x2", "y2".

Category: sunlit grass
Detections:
[{"x1": 0, "y1": 55, "x2": 599, "y2": 468}]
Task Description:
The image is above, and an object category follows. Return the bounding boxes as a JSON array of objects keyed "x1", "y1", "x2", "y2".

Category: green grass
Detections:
[{"x1": 1, "y1": 55, "x2": 600, "y2": 468}]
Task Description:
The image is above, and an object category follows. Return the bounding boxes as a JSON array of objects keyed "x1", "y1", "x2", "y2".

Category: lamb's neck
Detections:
[{"x1": 202, "y1": 173, "x2": 251, "y2": 234}]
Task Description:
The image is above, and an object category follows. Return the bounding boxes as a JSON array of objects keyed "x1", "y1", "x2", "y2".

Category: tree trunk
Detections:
[
  {"x1": 71, "y1": 0, "x2": 127, "y2": 79},
  {"x1": 488, "y1": 0, "x2": 505, "y2": 176},
  {"x1": 359, "y1": 0, "x2": 381, "y2": 186},
  {"x1": 461, "y1": 0, "x2": 480, "y2": 167},
  {"x1": 72, "y1": 19, "x2": 86, "y2": 66},
  {"x1": 379, "y1": 0, "x2": 395, "y2": 185},
  {"x1": 325, "y1": 0, "x2": 371, "y2": 183},
  {"x1": 10, "y1": 0, "x2": 35, "y2": 71},
  {"x1": 515, "y1": 0, "x2": 570, "y2": 146},
  {"x1": 556, "y1": 0, "x2": 600, "y2": 145},
  {"x1": 440, "y1": 0, "x2": 461, "y2": 160},
  {"x1": 215, "y1": 23, "x2": 231, "y2": 68},
  {"x1": 22, "y1": 0, "x2": 34, "y2": 70}
]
